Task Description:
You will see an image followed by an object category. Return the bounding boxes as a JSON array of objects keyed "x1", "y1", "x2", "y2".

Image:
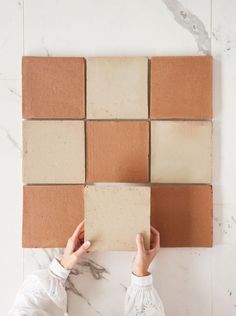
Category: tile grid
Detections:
[{"x1": 22, "y1": 56, "x2": 213, "y2": 249}]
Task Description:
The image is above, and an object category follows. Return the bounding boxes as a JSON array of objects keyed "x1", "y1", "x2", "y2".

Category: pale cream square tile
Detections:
[
  {"x1": 86, "y1": 57, "x2": 148, "y2": 119},
  {"x1": 23, "y1": 120, "x2": 85, "y2": 184},
  {"x1": 151, "y1": 121, "x2": 212, "y2": 183},
  {"x1": 85, "y1": 185, "x2": 150, "y2": 251}
]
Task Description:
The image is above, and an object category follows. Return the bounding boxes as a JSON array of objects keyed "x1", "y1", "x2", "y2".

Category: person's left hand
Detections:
[{"x1": 60, "y1": 220, "x2": 91, "y2": 270}]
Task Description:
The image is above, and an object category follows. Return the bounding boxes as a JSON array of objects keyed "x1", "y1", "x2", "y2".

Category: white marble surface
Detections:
[{"x1": 0, "y1": 0, "x2": 236, "y2": 315}]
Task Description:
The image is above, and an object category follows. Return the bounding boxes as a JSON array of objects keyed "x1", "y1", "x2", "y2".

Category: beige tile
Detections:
[
  {"x1": 151, "y1": 121, "x2": 212, "y2": 183},
  {"x1": 86, "y1": 57, "x2": 148, "y2": 119},
  {"x1": 23, "y1": 120, "x2": 85, "y2": 184},
  {"x1": 85, "y1": 186, "x2": 150, "y2": 251}
]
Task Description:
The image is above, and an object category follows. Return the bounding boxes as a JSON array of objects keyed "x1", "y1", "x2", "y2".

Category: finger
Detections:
[
  {"x1": 75, "y1": 240, "x2": 91, "y2": 257},
  {"x1": 71, "y1": 220, "x2": 85, "y2": 242},
  {"x1": 78, "y1": 231, "x2": 84, "y2": 239},
  {"x1": 150, "y1": 227, "x2": 160, "y2": 250},
  {"x1": 136, "y1": 233, "x2": 145, "y2": 254}
]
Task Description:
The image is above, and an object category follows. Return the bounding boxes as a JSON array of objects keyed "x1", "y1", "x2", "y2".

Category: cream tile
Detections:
[
  {"x1": 86, "y1": 57, "x2": 148, "y2": 119},
  {"x1": 23, "y1": 120, "x2": 85, "y2": 184},
  {"x1": 85, "y1": 185, "x2": 150, "y2": 251},
  {"x1": 151, "y1": 121, "x2": 212, "y2": 183}
]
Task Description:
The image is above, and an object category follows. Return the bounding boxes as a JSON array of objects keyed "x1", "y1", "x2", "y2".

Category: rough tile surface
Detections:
[
  {"x1": 85, "y1": 186, "x2": 150, "y2": 251},
  {"x1": 23, "y1": 120, "x2": 85, "y2": 184},
  {"x1": 151, "y1": 121, "x2": 212, "y2": 183},
  {"x1": 151, "y1": 56, "x2": 212, "y2": 119},
  {"x1": 22, "y1": 57, "x2": 85, "y2": 119},
  {"x1": 23, "y1": 185, "x2": 84, "y2": 248},
  {"x1": 86, "y1": 121, "x2": 149, "y2": 183},
  {"x1": 86, "y1": 57, "x2": 148, "y2": 119},
  {"x1": 151, "y1": 184, "x2": 212, "y2": 247}
]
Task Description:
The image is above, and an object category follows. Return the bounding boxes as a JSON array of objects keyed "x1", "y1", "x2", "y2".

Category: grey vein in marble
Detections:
[
  {"x1": 8, "y1": 88, "x2": 21, "y2": 98},
  {"x1": 162, "y1": 0, "x2": 210, "y2": 54},
  {"x1": 41, "y1": 36, "x2": 50, "y2": 56},
  {"x1": 0, "y1": 126, "x2": 22, "y2": 152},
  {"x1": 28, "y1": 249, "x2": 108, "y2": 315}
]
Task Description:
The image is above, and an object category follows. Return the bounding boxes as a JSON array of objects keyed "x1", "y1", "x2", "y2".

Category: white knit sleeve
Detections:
[
  {"x1": 124, "y1": 274, "x2": 165, "y2": 316},
  {"x1": 9, "y1": 258, "x2": 70, "y2": 316}
]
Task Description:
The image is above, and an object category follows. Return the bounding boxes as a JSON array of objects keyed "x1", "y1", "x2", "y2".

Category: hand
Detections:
[
  {"x1": 132, "y1": 226, "x2": 160, "y2": 277},
  {"x1": 60, "y1": 220, "x2": 91, "y2": 270}
]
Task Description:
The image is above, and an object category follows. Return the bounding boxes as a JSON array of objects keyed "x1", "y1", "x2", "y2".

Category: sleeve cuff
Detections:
[
  {"x1": 49, "y1": 257, "x2": 71, "y2": 281},
  {"x1": 131, "y1": 273, "x2": 153, "y2": 286}
]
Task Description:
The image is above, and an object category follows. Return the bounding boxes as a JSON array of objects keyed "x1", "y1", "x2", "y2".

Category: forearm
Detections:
[{"x1": 9, "y1": 258, "x2": 70, "y2": 316}]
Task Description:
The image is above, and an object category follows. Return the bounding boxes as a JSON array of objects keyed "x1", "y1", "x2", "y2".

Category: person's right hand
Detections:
[
  {"x1": 132, "y1": 226, "x2": 160, "y2": 277},
  {"x1": 60, "y1": 220, "x2": 91, "y2": 270}
]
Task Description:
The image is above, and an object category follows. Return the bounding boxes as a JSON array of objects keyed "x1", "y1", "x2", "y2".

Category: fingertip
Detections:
[{"x1": 85, "y1": 240, "x2": 91, "y2": 248}]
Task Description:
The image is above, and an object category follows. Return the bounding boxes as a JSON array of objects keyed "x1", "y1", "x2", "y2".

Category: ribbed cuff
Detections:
[
  {"x1": 131, "y1": 273, "x2": 153, "y2": 286},
  {"x1": 49, "y1": 258, "x2": 71, "y2": 280}
]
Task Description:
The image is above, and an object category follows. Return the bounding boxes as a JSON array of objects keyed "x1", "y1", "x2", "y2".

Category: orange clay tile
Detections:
[
  {"x1": 22, "y1": 185, "x2": 84, "y2": 248},
  {"x1": 22, "y1": 56, "x2": 85, "y2": 119},
  {"x1": 151, "y1": 56, "x2": 212, "y2": 119},
  {"x1": 86, "y1": 121, "x2": 149, "y2": 183},
  {"x1": 151, "y1": 184, "x2": 213, "y2": 247}
]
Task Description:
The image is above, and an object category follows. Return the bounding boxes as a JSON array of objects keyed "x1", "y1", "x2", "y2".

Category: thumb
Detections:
[
  {"x1": 75, "y1": 240, "x2": 91, "y2": 257},
  {"x1": 136, "y1": 233, "x2": 145, "y2": 254}
]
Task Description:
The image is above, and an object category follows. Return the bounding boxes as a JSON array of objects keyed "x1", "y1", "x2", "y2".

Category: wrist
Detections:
[
  {"x1": 132, "y1": 270, "x2": 150, "y2": 277},
  {"x1": 60, "y1": 256, "x2": 73, "y2": 270}
]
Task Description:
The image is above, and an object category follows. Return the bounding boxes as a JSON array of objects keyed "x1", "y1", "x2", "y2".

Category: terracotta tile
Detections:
[
  {"x1": 86, "y1": 57, "x2": 148, "y2": 119},
  {"x1": 151, "y1": 56, "x2": 212, "y2": 119},
  {"x1": 86, "y1": 121, "x2": 149, "y2": 183},
  {"x1": 23, "y1": 120, "x2": 85, "y2": 184},
  {"x1": 151, "y1": 184, "x2": 213, "y2": 247},
  {"x1": 23, "y1": 185, "x2": 84, "y2": 248},
  {"x1": 22, "y1": 57, "x2": 85, "y2": 119},
  {"x1": 151, "y1": 121, "x2": 212, "y2": 183},
  {"x1": 85, "y1": 185, "x2": 150, "y2": 251}
]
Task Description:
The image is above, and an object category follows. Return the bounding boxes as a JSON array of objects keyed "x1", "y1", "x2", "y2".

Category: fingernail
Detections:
[{"x1": 85, "y1": 240, "x2": 91, "y2": 247}]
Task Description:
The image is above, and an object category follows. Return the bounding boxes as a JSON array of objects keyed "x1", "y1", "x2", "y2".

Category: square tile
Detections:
[
  {"x1": 22, "y1": 57, "x2": 85, "y2": 119},
  {"x1": 23, "y1": 185, "x2": 84, "y2": 247},
  {"x1": 23, "y1": 120, "x2": 85, "y2": 184},
  {"x1": 151, "y1": 184, "x2": 212, "y2": 247},
  {"x1": 86, "y1": 121, "x2": 149, "y2": 183},
  {"x1": 86, "y1": 57, "x2": 148, "y2": 119},
  {"x1": 151, "y1": 121, "x2": 212, "y2": 183},
  {"x1": 151, "y1": 56, "x2": 212, "y2": 119},
  {"x1": 85, "y1": 186, "x2": 150, "y2": 251}
]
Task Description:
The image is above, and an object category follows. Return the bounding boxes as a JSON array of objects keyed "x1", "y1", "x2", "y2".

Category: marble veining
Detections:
[
  {"x1": 163, "y1": 0, "x2": 210, "y2": 54},
  {"x1": 0, "y1": 126, "x2": 22, "y2": 153}
]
